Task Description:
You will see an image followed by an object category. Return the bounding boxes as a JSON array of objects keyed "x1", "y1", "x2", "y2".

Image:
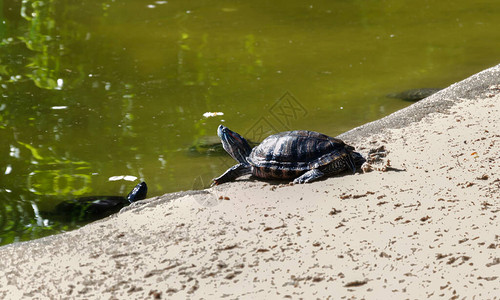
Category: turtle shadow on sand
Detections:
[{"x1": 246, "y1": 166, "x2": 367, "y2": 186}]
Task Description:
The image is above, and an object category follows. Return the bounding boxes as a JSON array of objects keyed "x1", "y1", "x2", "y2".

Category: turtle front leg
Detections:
[
  {"x1": 211, "y1": 163, "x2": 252, "y2": 186},
  {"x1": 293, "y1": 168, "x2": 325, "y2": 184}
]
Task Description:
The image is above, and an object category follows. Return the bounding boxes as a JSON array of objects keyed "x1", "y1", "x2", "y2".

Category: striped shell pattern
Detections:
[{"x1": 247, "y1": 130, "x2": 353, "y2": 179}]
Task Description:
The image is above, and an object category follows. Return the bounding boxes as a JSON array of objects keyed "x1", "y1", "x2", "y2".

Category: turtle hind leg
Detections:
[
  {"x1": 345, "y1": 153, "x2": 356, "y2": 174},
  {"x1": 293, "y1": 168, "x2": 325, "y2": 184},
  {"x1": 212, "y1": 163, "x2": 252, "y2": 186}
]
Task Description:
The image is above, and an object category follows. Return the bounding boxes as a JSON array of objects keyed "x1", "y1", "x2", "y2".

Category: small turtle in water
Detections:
[
  {"x1": 387, "y1": 88, "x2": 442, "y2": 101},
  {"x1": 50, "y1": 181, "x2": 147, "y2": 222},
  {"x1": 212, "y1": 125, "x2": 365, "y2": 185},
  {"x1": 188, "y1": 135, "x2": 259, "y2": 156}
]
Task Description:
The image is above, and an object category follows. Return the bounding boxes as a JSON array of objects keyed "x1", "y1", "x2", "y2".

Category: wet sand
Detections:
[{"x1": 1, "y1": 65, "x2": 499, "y2": 299}]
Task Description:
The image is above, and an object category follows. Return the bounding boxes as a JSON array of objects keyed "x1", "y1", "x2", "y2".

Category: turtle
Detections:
[
  {"x1": 49, "y1": 181, "x2": 148, "y2": 222},
  {"x1": 387, "y1": 88, "x2": 442, "y2": 101},
  {"x1": 212, "y1": 125, "x2": 364, "y2": 185}
]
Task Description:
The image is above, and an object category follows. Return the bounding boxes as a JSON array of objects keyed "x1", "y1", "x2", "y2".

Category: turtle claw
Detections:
[
  {"x1": 293, "y1": 169, "x2": 324, "y2": 184},
  {"x1": 293, "y1": 176, "x2": 310, "y2": 184},
  {"x1": 293, "y1": 178, "x2": 306, "y2": 184}
]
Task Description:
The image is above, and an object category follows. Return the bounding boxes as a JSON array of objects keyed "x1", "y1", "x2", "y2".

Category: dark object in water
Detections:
[
  {"x1": 188, "y1": 135, "x2": 259, "y2": 156},
  {"x1": 50, "y1": 181, "x2": 147, "y2": 222},
  {"x1": 387, "y1": 88, "x2": 442, "y2": 101},
  {"x1": 212, "y1": 125, "x2": 365, "y2": 185}
]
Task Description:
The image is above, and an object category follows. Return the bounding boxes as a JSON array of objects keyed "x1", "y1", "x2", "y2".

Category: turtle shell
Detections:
[{"x1": 247, "y1": 130, "x2": 353, "y2": 179}]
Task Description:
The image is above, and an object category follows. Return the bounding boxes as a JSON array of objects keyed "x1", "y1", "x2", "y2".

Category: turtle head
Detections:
[
  {"x1": 217, "y1": 125, "x2": 253, "y2": 164},
  {"x1": 127, "y1": 181, "x2": 148, "y2": 203}
]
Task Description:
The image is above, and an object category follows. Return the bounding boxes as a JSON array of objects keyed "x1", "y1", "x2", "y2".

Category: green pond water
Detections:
[{"x1": 1, "y1": 0, "x2": 500, "y2": 245}]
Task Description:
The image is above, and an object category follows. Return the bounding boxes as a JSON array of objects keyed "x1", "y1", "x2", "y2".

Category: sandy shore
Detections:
[{"x1": 1, "y1": 65, "x2": 499, "y2": 299}]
